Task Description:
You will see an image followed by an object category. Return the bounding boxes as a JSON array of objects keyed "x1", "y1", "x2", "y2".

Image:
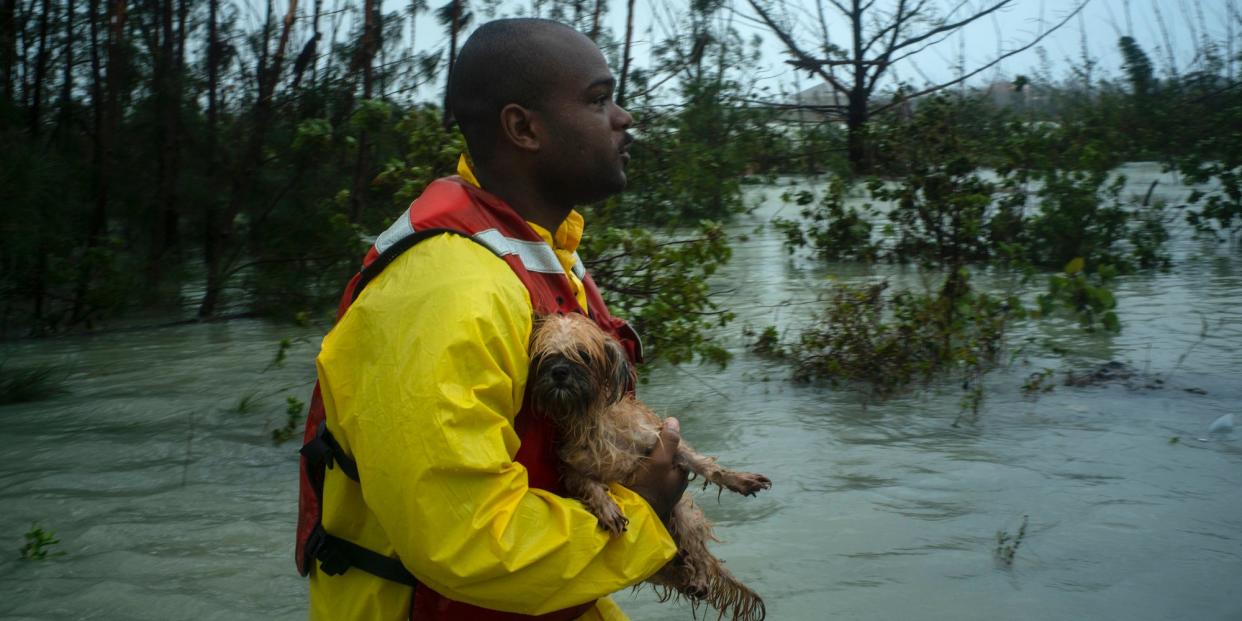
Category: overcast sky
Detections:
[{"x1": 407, "y1": 0, "x2": 1237, "y2": 100}]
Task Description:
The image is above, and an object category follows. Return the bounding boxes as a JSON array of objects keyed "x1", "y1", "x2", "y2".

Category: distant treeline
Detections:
[{"x1": 0, "y1": 0, "x2": 1238, "y2": 374}]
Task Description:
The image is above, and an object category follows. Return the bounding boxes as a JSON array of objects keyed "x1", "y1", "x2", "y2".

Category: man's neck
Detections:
[{"x1": 473, "y1": 165, "x2": 572, "y2": 233}]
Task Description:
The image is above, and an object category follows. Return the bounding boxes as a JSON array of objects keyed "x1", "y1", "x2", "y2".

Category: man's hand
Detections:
[{"x1": 629, "y1": 417, "x2": 690, "y2": 524}]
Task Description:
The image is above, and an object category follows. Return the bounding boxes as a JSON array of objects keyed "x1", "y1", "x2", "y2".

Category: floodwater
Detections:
[{"x1": 2, "y1": 163, "x2": 1240, "y2": 620}]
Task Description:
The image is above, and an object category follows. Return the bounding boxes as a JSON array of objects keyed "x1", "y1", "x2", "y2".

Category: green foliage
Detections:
[
  {"x1": 271, "y1": 396, "x2": 306, "y2": 445},
  {"x1": 774, "y1": 179, "x2": 877, "y2": 262},
  {"x1": 781, "y1": 95, "x2": 1170, "y2": 274},
  {"x1": 582, "y1": 221, "x2": 734, "y2": 367},
  {"x1": 1036, "y1": 259, "x2": 1121, "y2": 333},
  {"x1": 19, "y1": 523, "x2": 63, "y2": 560},
  {"x1": 1022, "y1": 368, "x2": 1057, "y2": 396},
  {"x1": 270, "y1": 338, "x2": 292, "y2": 369},
  {"x1": 786, "y1": 273, "x2": 1014, "y2": 397},
  {"x1": 1176, "y1": 89, "x2": 1242, "y2": 238},
  {"x1": 1025, "y1": 170, "x2": 1130, "y2": 270},
  {"x1": 372, "y1": 105, "x2": 466, "y2": 218},
  {"x1": 747, "y1": 325, "x2": 784, "y2": 359},
  {"x1": 0, "y1": 362, "x2": 67, "y2": 405}
]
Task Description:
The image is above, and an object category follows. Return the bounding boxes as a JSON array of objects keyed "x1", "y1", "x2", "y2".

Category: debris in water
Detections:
[{"x1": 1207, "y1": 414, "x2": 1234, "y2": 434}]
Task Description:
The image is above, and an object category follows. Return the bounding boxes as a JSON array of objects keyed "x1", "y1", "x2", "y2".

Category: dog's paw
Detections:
[
  {"x1": 593, "y1": 502, "x2": 630, "y2": 535},
  {"x1": 681, "y1": 577, "x2": 710, "y2": 601},
  {"x1": 724, "y1": 472, "x2": 772, "y2": 497}
]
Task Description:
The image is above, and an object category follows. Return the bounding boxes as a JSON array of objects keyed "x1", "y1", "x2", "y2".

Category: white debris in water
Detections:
[{"x1": 1207, "y1": 413, "x2": 1234, "y2": 434}]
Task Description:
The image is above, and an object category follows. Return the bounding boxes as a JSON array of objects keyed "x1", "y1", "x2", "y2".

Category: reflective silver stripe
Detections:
[
  {"x1": 374, "y1": 209, "x2": 414, "y2": 255},
  {"x1": 571, "y1": 252, "x2": 586, "y2": 279},
  {"x1": 473, "y1": 229, "x2": 564, "y2": 274}
]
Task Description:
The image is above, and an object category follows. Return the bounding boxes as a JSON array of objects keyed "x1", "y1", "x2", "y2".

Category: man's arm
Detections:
[{"x1": 316, "y1": 235, "x2": 677, "y2": 615}]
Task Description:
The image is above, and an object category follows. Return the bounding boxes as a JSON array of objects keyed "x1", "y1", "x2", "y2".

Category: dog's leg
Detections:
[
  {"x1": 675, "y1": 442, "x2": 772, "y2": 497},
  {"x1": 662, "y1": 495, "x2": 767, "y2": 621},
  {"x1": 562, "y1": 468, "x2": 629, "y2": 535}
]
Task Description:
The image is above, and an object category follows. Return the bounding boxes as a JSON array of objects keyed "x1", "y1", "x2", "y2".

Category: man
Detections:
[{"x1": 296, "y1": 18, "x2": 690, "y2": 621}]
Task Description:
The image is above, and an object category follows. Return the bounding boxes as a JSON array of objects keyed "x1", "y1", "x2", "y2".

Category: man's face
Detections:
[{"x1": 533, "y1": 33, "x2": 634, "y2": 207}]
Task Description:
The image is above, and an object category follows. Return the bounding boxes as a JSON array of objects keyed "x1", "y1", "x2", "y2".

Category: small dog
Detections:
[{"x1": 528, "y1": 313, "x2": 771, "y2": 621}]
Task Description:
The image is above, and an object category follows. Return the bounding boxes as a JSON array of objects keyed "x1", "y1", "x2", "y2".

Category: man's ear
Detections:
[{"x1": 499, "y1": 103, "x2": 542, "y2": 153}]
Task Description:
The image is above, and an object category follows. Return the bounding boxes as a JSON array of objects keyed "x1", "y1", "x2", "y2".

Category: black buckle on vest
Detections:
[
  {"x1": 300, "y1": 420, "x2": 360, "y2": 482},
  {"x1": 305, "y1": 524, "x2": 350, "y2": 576},
  {"x1": 306, "y1": 524, "x2": 419, "y2": 587}
]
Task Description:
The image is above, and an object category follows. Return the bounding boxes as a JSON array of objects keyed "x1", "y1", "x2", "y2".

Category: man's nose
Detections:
[{"x1": 614, "y1": 103, "x2": 633, "y2": 130}]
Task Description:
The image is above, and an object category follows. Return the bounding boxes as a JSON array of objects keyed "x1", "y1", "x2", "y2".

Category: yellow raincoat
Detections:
[{"x1": 308, "y1": 159, "x2": 676, "y2": 620}]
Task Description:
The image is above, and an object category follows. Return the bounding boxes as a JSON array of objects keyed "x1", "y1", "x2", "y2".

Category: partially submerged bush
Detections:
[
  {"x1": 774, "y1": 179, "x2": 878, "y2": 262},
  {"x1": 784, "y1": 272, "x2": 1015, "y2": 397},
  {"x1": 1036, "y1": 259, "x2": 1121, "y2": 332}
]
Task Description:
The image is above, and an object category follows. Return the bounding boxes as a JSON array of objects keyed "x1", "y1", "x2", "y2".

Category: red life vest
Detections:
[{"x1": 295, "y1": 176, "x2": 642, "y2": 621}]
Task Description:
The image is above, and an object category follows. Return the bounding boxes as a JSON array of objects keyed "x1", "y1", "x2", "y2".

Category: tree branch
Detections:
[
  {"x1": 871, "y1": 1, "x2": 1088, "y2": 115},
  {"x1": 888, "y1": 0, "x2": 1011, "y2": 54},
  {"x1": 745, "y1": 0, "x2": 850, "y2": 94}
]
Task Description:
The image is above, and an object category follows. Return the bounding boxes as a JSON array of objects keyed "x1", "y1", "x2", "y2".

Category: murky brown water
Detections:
[{"x1": 2, "y1": 163, "x2": 1239, "y2": 620}]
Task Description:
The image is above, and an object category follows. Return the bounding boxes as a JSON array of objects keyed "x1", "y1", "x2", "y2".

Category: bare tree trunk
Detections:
[
  {"x1": 198, "y1": 0, "x2": 220, "y2": 318},
  {"x1": 199, "y1": 0, "x2": 298, "y2": 317},
  {"x1": 1, "y1": 0, "x2": 15, "y2": 104},
  {"x1": 588, "y1": 0, "x2": 602, "y2": 41},
  {"x1": 350, "y1": 0, "x2": 378, "y2": 221},
  {"x1": 72, "y1": 0, "x2": 108, "y2": 323},
  {"x1": 310, "y1": 0, "x2": 322, "y2": 87},
  {"x1": 441, "y1": 0, "x2": 459, "y2": 129},
  {"x1": 616, "y1": 0, "x2": 634, "y2": 106},
  {"x1": 57, "y1": 0, "x2": 75, "y2": 130},
  {"x1": 148, "y1": 0, "x2": 181, "y2": 285},
  {"x1": 846, "y1": 0, "x2": 867, "y2": 172},
  {"x1": 27, "y1": 0, "x2": 50, "y2": 134}
]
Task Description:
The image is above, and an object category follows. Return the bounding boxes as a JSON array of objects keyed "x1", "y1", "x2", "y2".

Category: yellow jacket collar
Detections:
[{"x1": 457, "y1": 153, "x2": 583, "y2": 254}]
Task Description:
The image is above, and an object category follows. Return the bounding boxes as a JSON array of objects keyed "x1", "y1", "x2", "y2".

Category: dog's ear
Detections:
[{"x1": 604, "y1": 337, "x2": 632, "y2": 403}]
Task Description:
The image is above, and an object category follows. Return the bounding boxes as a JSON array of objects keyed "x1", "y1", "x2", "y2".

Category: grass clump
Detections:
[
  {"x1": 271, "y1": 396, "x2": 306, "y2": 445},
  {"x1": 19, "y1": 523, "x2": 63, "y2": 560},
  {"x1": 228, "y1": 390, "x2": 262, "y2": 415},
  {"x1": 995, "y1": 515, "x2": 1029, "y2": 567}
]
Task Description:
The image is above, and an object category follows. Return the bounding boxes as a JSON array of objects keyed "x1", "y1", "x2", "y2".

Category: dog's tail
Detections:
[
  {"x1": 705, "y1": 565, "x2": 766, "y2": 621},
  {"x1": 649, "y1": 495, "x2": 766, "y2": 621},
  {"x1": 649, "y1": 564, "x2": 766, "y2": 621}
]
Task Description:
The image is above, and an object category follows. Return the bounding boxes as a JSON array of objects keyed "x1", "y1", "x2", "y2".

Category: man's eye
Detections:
[{"x1": 594, "y1": 95, "x2": 610, "y2": 106}]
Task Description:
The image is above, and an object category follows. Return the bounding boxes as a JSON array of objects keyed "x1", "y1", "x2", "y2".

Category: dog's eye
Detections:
[{"x1": 576, "y1": 348, "x2": 590, "y2": 360}]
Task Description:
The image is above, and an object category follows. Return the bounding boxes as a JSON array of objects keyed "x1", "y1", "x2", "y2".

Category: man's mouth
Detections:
[{"x1": 619, "y1": 135, "x2": 633, "y2": 165}]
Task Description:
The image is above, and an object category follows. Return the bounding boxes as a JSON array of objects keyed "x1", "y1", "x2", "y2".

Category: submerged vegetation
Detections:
[
  {"x1": 994, "y1": 515, "x2": 1029, "y2": 567},
  {"x1": 757, "y1": 28, "x2": 1239, "y2": 401},
  {"x1": 18, "y1": 523, "x2": 63, "y2": 560}
]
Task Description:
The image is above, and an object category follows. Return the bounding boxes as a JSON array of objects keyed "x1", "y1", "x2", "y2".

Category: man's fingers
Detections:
[{"x1": 650, "y1": 417, "x2": 681, "y2": 462}]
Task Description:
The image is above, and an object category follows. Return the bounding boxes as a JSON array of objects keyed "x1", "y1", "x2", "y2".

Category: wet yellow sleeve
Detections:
[{"x1": 312, "y1": 233, "x2": 676, "y2": 619}]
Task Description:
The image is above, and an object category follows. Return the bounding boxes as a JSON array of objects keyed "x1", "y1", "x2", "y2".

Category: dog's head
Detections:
[{"x1": 528, "y1": 313, "x2": 631, "y2": 423}]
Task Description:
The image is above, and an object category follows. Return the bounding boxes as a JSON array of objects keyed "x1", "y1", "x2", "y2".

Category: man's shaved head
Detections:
[{"x1": 448, "y1": 18, "x2": 586, "y2": 163}]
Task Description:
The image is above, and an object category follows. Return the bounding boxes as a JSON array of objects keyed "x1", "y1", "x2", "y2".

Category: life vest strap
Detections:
[
  {"x1": 355, "y1": 227, "x2": 504, "y2": 303},
  {"x1": 305, "y1": 523, "x2": 420, "y2": 587},
  {"x1": 300, "y1": 420, "x2": 360, "y2": 482},
  {"x1": 301, "y1": 423, "x2": 417, "y2": 587}
]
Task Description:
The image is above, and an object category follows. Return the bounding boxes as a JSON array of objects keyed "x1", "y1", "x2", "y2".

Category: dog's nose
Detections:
[{"x1": 551, "y1": 366, "x2": 570, "y2": 383}]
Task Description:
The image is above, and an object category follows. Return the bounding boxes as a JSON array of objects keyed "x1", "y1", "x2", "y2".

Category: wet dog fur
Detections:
[{"x1": 528, "y1": 312, "x2": 771, "y2": 621}]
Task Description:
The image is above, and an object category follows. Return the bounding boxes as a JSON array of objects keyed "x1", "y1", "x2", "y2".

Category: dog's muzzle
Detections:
[{"x1": 531, "y1": 355, "x2": 594, "y2": 417}]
